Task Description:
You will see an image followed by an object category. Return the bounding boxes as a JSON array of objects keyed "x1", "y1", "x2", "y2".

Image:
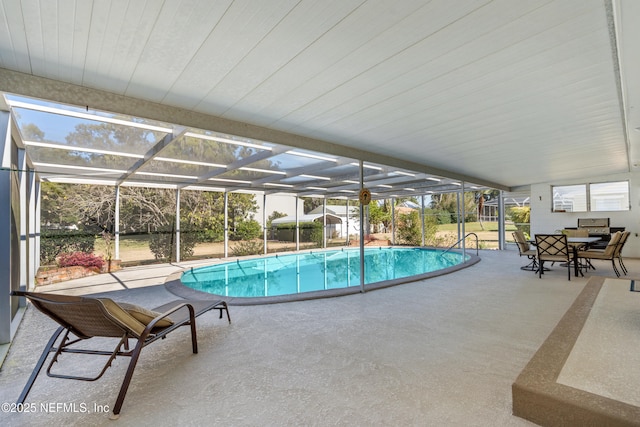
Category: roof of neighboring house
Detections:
[
  {"x1": 394, "y1": 206, "x2": 416, "y2": 214},
  {"x1": 308, "y1": 205, "x2": 354, "y2": 216},
  {"x1": 271, "y1": 213, "x2": 342, "y2": 225}
]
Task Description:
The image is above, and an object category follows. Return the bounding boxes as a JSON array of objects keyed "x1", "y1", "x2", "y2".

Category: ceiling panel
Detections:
[
  {"x1": 195, "y1": 0, "x2": 366, "y2": 116},
  {"x1": 162, "y1": 0, "x2": 298, "y2": 109},
  {"x1": 82, "y1": 0, "x2": 161, "y2": 93},
  {"x1": 0, "y1": 0, "x2": 635, "y2": 192},
  {"x1": 222, "y1": 0, "x2": 447, "y2": 124}
]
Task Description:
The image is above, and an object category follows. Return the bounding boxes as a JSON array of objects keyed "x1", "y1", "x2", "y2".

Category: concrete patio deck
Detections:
[{"x1": 1, "y1": 248, "x2": 638, "y2": 426}]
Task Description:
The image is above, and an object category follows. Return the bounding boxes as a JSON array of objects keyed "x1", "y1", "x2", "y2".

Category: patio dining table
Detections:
[{"x1": 529, "y1": 236, "x2": 602, "y2": 277}]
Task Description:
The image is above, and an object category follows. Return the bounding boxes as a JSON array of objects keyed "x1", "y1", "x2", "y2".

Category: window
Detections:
[
  {"x1": 552, "y1": 185, "x2": 586, "y2": 212},
  {"x1": 552, "y1": 181, "x2": 629, "y2": 212},
  {"x1": 590, "y1": 181, "x2": 629, "y2": 211}
]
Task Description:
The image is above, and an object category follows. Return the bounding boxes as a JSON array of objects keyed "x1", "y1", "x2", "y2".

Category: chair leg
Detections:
[
  {"x1": 217, "y1": 301, "x2": 231, "y2": 323},
  {"x1": 583, "y1": 259, "x2": 595, "y2": 270},
  {"x1": 188, "y1": 305, "x2": 198, "y2": 354},
  {"x1": 111, "y1": 307, "x2": 201, "y2": 419},
  {"x1": 520, "y1": 257, "x2": 537, "y2": 271},
  {"x1": 611, "y1": 260, "x2": 620, "y2": 278},
  {"x1": 17, "y1": 326, "x2": 65, "y2": 404},
  {"x1": 538, "y1": 261, "x2": 544, "y2": 278},
  {"x1": 111, "y1": 339, "x2": 145, "y2": 419},
  {"x1": 618, "y1": 257, "x2": 628, "y2": 275}
]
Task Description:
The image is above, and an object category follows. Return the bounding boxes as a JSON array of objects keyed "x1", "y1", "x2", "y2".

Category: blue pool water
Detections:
[{"x1": 180, "y1": 247, "x2": 469, "y2": 298}]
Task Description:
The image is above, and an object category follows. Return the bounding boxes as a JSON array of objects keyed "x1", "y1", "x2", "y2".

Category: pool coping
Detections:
[
  {"x1": 512, "y1": 276, "x2": 640, "y2": 426},
  {"x1": 165, "y1": 248, "x2": 481, "y2": 305}
]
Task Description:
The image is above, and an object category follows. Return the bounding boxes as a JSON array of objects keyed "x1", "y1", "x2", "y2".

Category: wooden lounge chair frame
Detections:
[{"x1": 11, "y1": 291, "x2": 230, "y2": 419}]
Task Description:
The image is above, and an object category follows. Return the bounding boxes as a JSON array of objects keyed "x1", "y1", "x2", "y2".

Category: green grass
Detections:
[
  {"x1": 437, "y1": 221, "x2": 517, "y2": 232},
  {"x1": 94, "y1": 234, "x2": 154, "y2": 254}
]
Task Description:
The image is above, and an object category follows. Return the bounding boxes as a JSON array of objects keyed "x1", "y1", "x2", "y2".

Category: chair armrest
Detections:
[{"x1": 142, "y1": 303, "x2": 196, "y2": 340}]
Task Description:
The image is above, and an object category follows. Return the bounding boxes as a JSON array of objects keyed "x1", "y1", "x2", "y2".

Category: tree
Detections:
[
  {"x1": 368, "y1": 200, "x2": 391, "y2": 233},
  {"x1": 430, "y1": 192, "x2": 478, "y2": 223},
  {"x1": 36, "y1": 121, "x2": 270, "y2": 261},
  {"x1": 40, "y1": 183, "x2": 80, "y2": 228},
  {"x1": 303, "y1": 197, "x2": 323, "y2": 214},
  {"x1": 473, "y1": 189, "x2": 500, "y2": 230},
  {"x1": 267, "y1": 211, "x2": 287, "y2": 227},
  {"x1": 21, "y1": 123, "x2": 45, "y2": 141},
  {"x1": 509, "y1": 206, "x2": 531, "y2": 236},
  {"x1": 119, "y1": 187, "x2": 176, "y2": 233}
]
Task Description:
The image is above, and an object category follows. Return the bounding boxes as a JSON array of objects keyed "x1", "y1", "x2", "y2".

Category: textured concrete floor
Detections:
[
  {"x1": 557, "y1": 278, "x2": 640, "y2": 407},
  {"x1": 0, "y1": 249, "x2": 637, "y2": 426}
]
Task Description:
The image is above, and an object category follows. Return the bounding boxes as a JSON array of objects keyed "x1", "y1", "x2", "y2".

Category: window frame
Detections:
[{"x1": 551, "y1": 180, "x2": 630, "y2": 213}]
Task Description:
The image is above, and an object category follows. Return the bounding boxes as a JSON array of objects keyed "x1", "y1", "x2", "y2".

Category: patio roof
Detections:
[
  {"x1": 0, "y1": 1, "x2": 638, "y2": 193},
  {"x1": 6, "y1": 94, "x2": 490, "y2": 199}
]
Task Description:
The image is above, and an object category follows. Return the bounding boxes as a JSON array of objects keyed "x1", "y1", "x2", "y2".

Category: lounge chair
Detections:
[{"x1": 11, "y1": 291, "x2": 230, "y2": 419}]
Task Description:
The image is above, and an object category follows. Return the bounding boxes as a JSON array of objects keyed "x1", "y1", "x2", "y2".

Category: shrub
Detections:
[
  {"x1": 57, "y1": 252, "x2": 105, "y2": 270},
  {"x1": 308, "y1": 221, "x2": 323, "y2": 247},
  {"x1": 230, "y1": 240, "x2": 264, "y2": 256},
  {"x1": 40, "y1": 231, "x2": 96, "y2": 265},
  {"x1": 148, "y1": 225, "x2": 199, "y2": 261},
  {"x1": 149, "y1": 231, "x2": 175, "y2": 260},
  {"x1": 275, "y1": 221, "x2": 323, "y2": 243},
  {"x1": 396, "y1": 211, "x2": 421, "y2": 245},
  {"x1": 231, "y1": 219, "x2": 262, "y2": 241}
]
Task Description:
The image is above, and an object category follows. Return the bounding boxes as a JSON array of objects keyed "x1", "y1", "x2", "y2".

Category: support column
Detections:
[
  {"x1": 345, "y1": 199, "x2": 349, "y2": 245},
  {"x1": 29, "y1": 175, "x2": 39, "y2": 288},
  {"x1": 461, "y1": 183, "x2": 466, "y2": 258},
  {"x1": 498, "y1": 190, "x2": 505, "y2": 250},
  {"x1": 420, "y1": 195, "x2": 425, "y2": 246},
  {"x1": 322, "y1": 198, "x2": 327, "y2": 248},
  {"x1": 114, "y1": 186, "x2": 120, "y2": 260},
  {"x1": 18, "y1": 149, "x2": 28, "y2": 292},
  {"x1": 391, "y1": 197, "x2": 396, "y2": 245},
  {"x1": 359, "y1": 160, "x2": 365, "y2": 293},
  {"x1": 224, "y1": 192, "x2": 228, "y2": 258},
  {"x1": 0, "y1": 111, "x2": 20, "y2": 344},
  {"x1": 456, "y1": 192, "x2": 462, "y2": 247},
  {"x1": 295, "y1": 196, "x2": 300, "y2": 251},
  {"x1": 175, "y1": 188, "x2": 180, "y2": 263},
  {"x1": 263, "y1": 194, "x2": 268, "y2": 255}
]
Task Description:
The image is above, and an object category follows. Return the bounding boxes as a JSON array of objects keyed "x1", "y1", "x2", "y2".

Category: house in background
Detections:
[
  {"x1": 271, "y1": 201, "x2": 423, "y2": 241},
  {"x1": 271, "y1": 205, "x2": 360, "y2": 241}
]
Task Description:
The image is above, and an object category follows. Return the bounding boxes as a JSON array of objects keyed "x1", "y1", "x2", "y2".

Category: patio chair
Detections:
[
  {"x1": 535, "y1": 234, "x2": 572, "y2": 280},
  {"x1": 615, "y1": 230, "x2": 631, "y2": 275},
  {"x1": 512, "y1": 231, "x2": 539, "y2": 271},
  {"x1": 578, "y1": 231, "x2": 623, "y2": 277},
  {"x1": 11, "y1": 291, "x2": 231, "y2": 419}
]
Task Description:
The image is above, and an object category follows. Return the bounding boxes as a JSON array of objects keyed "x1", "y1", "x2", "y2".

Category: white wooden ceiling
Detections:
[{"x1": 0, "y1": 0, "x2": 638, "y2": 190}]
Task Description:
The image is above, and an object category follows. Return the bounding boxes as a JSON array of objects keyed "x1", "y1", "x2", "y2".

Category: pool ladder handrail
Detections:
[{"x1": 440, "y1": 232, "x2": 479, "y2": 256}]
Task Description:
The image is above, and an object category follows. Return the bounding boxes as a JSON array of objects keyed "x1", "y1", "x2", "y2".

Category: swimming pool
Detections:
[{"x1": 179, "y1": 247, "x2": 474, "y2": 302}]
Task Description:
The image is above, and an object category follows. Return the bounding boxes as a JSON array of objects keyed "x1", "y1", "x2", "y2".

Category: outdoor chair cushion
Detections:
[{"x1": 116, "y1": 301, "x2": 175, "y2": 328}]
